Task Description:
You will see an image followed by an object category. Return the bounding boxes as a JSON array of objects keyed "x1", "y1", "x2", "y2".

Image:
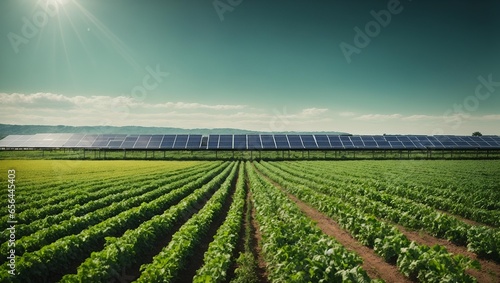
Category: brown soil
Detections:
[
  {"x1": 252, "y1": 165, "x2": 412, "y2": 283},
  {"x1": 249, "y1": 190, "x2": 270, "y2": 282},
  {"x1": 395, "y1": 224, "x2": 500, "y2": 283}
]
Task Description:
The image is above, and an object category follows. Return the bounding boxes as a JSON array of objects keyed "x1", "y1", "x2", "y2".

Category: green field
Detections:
[{"x1": 0, "y1": 160, "x2": 499, "y2": 282}]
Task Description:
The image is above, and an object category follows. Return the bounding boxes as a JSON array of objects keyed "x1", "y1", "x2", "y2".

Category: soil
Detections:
[{"x1": 249, "y1": 191, "x2": 270, "y2": 282}]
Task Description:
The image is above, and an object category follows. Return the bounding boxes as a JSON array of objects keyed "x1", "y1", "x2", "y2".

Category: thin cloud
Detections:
[
  {"x1": 300, "y1": 108, "x2": 328, "y2": 116},
  {"x1": 338, "y1": 111, "x2": 356, "y2": 117},
  {"x1": 0, "y1": 92, "x2": 246, "y2": 111},
  {"x1": 354, "y1": 114, "x2": 403, "y2": 121}
]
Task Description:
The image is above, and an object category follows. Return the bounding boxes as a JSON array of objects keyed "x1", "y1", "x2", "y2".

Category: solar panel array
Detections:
[{"x1": 1, "y1": 134, "x2": 500, "y2": 150}]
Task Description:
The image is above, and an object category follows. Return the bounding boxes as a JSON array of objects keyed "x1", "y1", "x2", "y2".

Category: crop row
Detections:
[
  {"x1": 0, "y1": 161, "x2": 214, "y2": 223},
  {"x1": 0, "y1": 162, "x2": 223, "y2": 262},
  {"x1": 59, "y1": 162, "x2": 237, "y2": 283},
  {"x1": 292, "y1": 161, "x2": 499, "y2": 225},
  {"x1": 9, "y1": 161, "x2": 220, "y2": 239},
  {"x1": 1, "y1": 161, "x2": 209, "y2": 219},
  {"x1": 136, "y1": 162, "x2": 239, "y2": 282},
  {"x1": 270, "y1": 161, "x2": 500, "y2": 261},
  {"x1": 255, "y1": 161, "x2": 479, "y2": 282},
  {"x1": 0, "y1": 162, "x2": 231, "y2": 282},
  {"x1": 247, "y1": 162, "x2": 372, "y2": 282},
  {"x1": 192, "y1": 162, "x2": 247, "y2": 282}
]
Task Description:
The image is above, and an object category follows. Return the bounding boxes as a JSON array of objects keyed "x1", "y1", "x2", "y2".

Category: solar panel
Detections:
[
  {"x1": 207, "y1": 135, "x2": 219, "y2": 150},
  {"x1": 121, "y1": 135, "x2": 139, "y2": 148},
  {"x1": 300, "y1": 135, "x2": 317, "y2": 149},
  {"x1": 108, "y1": 140, "x2": 124, "y2": 148},
  {"x1": 274, "y1": 135, "x2": 290, "y2": 149},
  {"x1": 314, "y1": 135, "x2": 331, "y2": 149},
  {"x1": 385, "y1": 136, "x2": 399, "y2": 142},
  {"x1": 427, "y1": 137, "x2": 446, "y2": 149},
  {"x1": 186, "y1": 135, "x2": 202, "y2": 149},
  {"x1": 146, "y1": 135, "x2": 163, "y2": 149},
  {"x1": 133, "y1": 135, "x2": 152, "y2": 149},
  {"x1": 77, "y1": 135, "x2": 98, "y2": 148},
  {"x1": 261, "y1": 135, "x2": 276, "y2": 149},
  {"x1": 287, "y1": 135, "x2": 304, "y2": 149},
  {"x1": 376, "y1": 141, "x2": 391, "y2": 149},
  {"x1": 160, "y1": 135, "x2": 176, "y2": 149},
  {"x1": 173, "y1": 135, "x2": 189, "y2": 149},
  {"x1": 328, "y1": 135, "x2": 343, "y2": 149},
  {"x1": 62, "y1": 134, "x2": 86, "y2": 147},
  {"x1": 234, "y1": 135, "x2": 247, "y2": 150},
  {"x1": 389, "y1": 141, "x2": 405, "y2": 149},
  {"x1": 363, "y1": 141, "x2": 378, "y2": 149},
  {"x1": 248, "y1": 135, "x2": 262, "y2": 150},
  {"x1": 351, "y1": 136, "x2": 364, "y2": 148},
  {"x1": 218, "y1": 135, "x2": 233, "y2": 149}
]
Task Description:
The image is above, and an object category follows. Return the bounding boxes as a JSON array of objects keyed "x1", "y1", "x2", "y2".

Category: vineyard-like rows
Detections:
[{"x1": 0, "y1": 160, "x2": 499, "y2": 282}]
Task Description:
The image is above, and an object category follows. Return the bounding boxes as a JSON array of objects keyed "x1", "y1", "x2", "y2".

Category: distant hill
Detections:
[{"x1": 0, "y1": 124, "x2": 349, "y2": 139}]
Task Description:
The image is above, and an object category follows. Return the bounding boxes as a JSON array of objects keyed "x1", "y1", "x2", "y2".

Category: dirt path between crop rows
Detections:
[
  {"x1": 394, "y1": 224, "x2": 500, "y2": 283},
  {"x1": 249, "y1": 190, "x2": 270, "y2": 282},
  {"x1": 252, "y1": 166, "x2": 412, "y2": 283}
]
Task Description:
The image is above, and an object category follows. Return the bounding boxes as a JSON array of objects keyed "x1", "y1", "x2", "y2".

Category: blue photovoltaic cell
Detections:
[
  {"x1": 340, "y1": 136, "x2": 351, "y2": 142},
  {"x1": 133, "y1": 135, "x2": 152, "y2": 149},
  {"x1": 160, "y1": 135, "x2": 176, "y2": 149},
  {"x1": 63, "y1": 134, "x2": 86, "y2": 147},
  {"x1": 353, "y1": 141, "x2": 364, "y2": 148},
  {"x1": 147, "y1": 135, "x2": 164, "y2": 149},
  {"x1": 77, "y1": 135, "x2": 98, "y2": 147},
  {"x1": 314, "y1": 135, "x2": 330, "y2": 149},
  {"x1": 389, "y1": 141, "x2": 405, "y2": 149},
  {"x1": 218, "y1": 135, "x2": 233, "y2": 149},
  {"x1": 248, "y1": 135, "x2": 262, "y2": 149},
  {"x1": 377, "y1": 141, "x2": 391, "y2": 149},
  {"x1": 108, "y1": 140, "x2": 124, "y2": 148},
  {"x1": 397, "y1": 136, "x2": 411, "y2": 142},
  {"x1": 402, "y1": 142, "x2": 416, "y2": 149},
  {"x1": 121, "y1": 135, "x2": 139, "y2": 148},
  {"x1": 328, "y1": 136, "x2": 343, "y2": 149},
  {"x1": 343, "y1": 141, "x2": 355, "y2": 149},
  {"x1": 186, "y1": 135, "x2": 202, "y2": 149},
  {"x1": 233, "y1": 135, "x2": 247, "y2": 150},
  {"x1": 384, "y1": 136, "x2": 398, "y2": 142},
  {"x1": 173, "y1": 135, "x2": 188, "y2": 149},
  {"x1": 300, "y1": 135, "x2": 317, "y2": 149},
  {"x1": 287, "y1": 135, "x2": 303, "y2": 149},
  {"x1": 351, "y1": 136, "x2": 362, "y2": 142},
  {"x1": 363, "y1": 141, "x2": 378, "y2": 148},
  {"x1": 207, "y1": 135, "x2": 219, "y2": 149},
  {"x1": 261, "y1": 135, "x2": 276, "y2": 149},
  {"x1": 274, "y1": 135, "x2": 289, "y2": 149}
]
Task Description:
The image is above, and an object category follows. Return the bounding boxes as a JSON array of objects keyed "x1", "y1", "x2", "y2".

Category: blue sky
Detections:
[{"x1": 1, "y1": 0, "x2": 499, "y2": 134}]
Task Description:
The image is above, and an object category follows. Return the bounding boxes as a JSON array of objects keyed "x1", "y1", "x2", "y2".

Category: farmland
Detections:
[{"x1": 0, "y1": 160, "x2": 499, "y2": 282}]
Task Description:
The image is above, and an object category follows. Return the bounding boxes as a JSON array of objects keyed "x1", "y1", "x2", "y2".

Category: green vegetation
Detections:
[{"x1": 0, "y1": 160, "x2": 497, "y2": 282}]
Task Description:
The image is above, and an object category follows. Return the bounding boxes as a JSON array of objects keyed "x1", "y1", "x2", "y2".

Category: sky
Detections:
[{"x1": 0, "y1": 0, "x2": 499, "y2": 135}]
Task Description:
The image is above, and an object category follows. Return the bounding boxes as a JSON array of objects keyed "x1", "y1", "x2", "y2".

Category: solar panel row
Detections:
[{"x1": 1, "y1": 134, "x2": 499, "y2": 150}]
